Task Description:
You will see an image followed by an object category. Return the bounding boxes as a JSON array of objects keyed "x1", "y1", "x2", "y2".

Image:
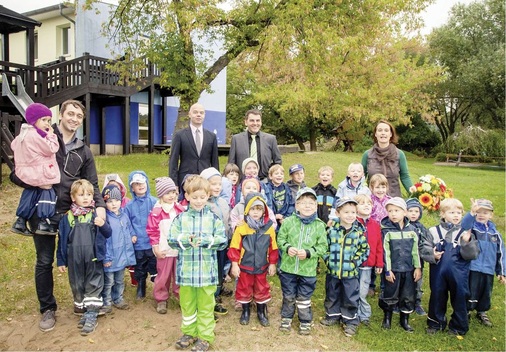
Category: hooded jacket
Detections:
[
  {"x1": 277, "y1": 212, "x2": 328, "y2": 277},
  {"x1": 11, "y1": 123, "x2": 60, "y2": 187},
  {"x1": 381, "y1": 216, "x2": 421, "y2": 273},
  {"x1": 168, "y1": 205, "x2": 228, "y2": 287},
  {"x1": 228, "y1": 193, "x2": 278, "y2": 274},
  {"x1": 146, "y1": 200, "x2": 185, "y2": 258},
  {"x1": 325, "y1": 219, "x2": 369, "y2": 279},
  {"x1": 462, "y1": 212, "x2": 506, "y2": 276},
  {"x1": 335, "y1": 176, "x2": 371, "y2": 201},
  {"x1": 104, "y1": 208, "x2": 137, "y2": 272},
  {"x1": 102, "y1": 174, "x2": 130, "y2": 208},
  {"x1": 124, "y1": 171, "x2": 158, "y2": 251},
  {"x1": 357, "y1": 217, "x2": 383, "y2": 268}
]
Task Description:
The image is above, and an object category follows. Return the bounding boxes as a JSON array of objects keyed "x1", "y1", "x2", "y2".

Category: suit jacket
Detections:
[
  {"x1": 228, "y1": 130, "x2": 282, "y2": 179},
  {"x1": 169, "y1": 127, "x2": 219, "y2": 188}
]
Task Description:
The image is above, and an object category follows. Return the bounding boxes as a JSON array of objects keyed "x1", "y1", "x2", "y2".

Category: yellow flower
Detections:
[{"x1": 419, "y1": 193, "x2": 433, "y2": 207}]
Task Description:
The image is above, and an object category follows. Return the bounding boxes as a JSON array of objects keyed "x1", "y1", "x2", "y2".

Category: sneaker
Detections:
[
  {"x1": 393, "y1": 306, "x2": 400, "y2": 314},
  {"x1": 477, "y1": 313, "x2": 493, "y2": 327},
  {"x1": 447, "y1": 329, "x2": 459, "y2": 336},
  {"x1": 11, "y1": 217, "x2": 31, "y2": 236},
  {"x1": 426, "y1": 327, "x2": 440, "y2": 334},
  {"x1": 279, "y1": 318, "x2": 292, "y2": 332},
  {"x1": 99, "y1": 305, "x2": 112, "y2": 315},
  {"x1": 113, "y1": 300, "x2": 129, "y2": 310},
  {"x1": 298, "y1": 322, "x2": 312, "y2": 335},
  {"x1": 77, "y1": 315, "x2": 87, "y2": 329},
  {"x1": 415, "y1": 305, "x2": 427, "y2": 316},
  {"x1": 343, "y1": 324, "x2": 357, "y2": 337},
  {"x1": 73, "y1": 305, "x2": 86, "y2": 316},
  {"x1": 80, "y1": 312, "x2": 98, "y2": 336},
  {"x1": 175, "y1": 334, "x2": 197, "y2": 350},
  {"x1": 320, "y1": 317, "x2": 339, "y2": 326},
  {"x1": 190, "y1": 339, "x2": 210, "y2": 352},
  {"x1": 39, "y1": 310, "x2": 56, "y2": 332},
  {"x1": 157, "y1": 301, "x2": 167, "y2": 314},
  {"x1": 214, "y1": 304, "x2": 228, "y2": 315}
]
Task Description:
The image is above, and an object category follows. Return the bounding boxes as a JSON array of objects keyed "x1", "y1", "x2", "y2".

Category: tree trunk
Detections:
[
  {"x1": 295, "y1": 138, "x2": 305, "y2": 151},
  {"x1": 309, "y1": 128, "x2": 317, "y2": 151}
]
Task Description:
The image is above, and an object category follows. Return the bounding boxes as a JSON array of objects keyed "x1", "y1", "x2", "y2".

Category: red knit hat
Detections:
[{"x1": 25, "y1": 103, "x2": 52, "y2": 126}]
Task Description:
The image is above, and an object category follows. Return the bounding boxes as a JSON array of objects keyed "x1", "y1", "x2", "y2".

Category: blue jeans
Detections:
[
  {"x1": 33, "y1": 234, "x2": 58, "y2": 313},
  {"x1": 358, "y1": 267, "x2": 372, "y2": 322},
  {"x1": 103, "y1": 270, "x2": 126, "y2": 306}
]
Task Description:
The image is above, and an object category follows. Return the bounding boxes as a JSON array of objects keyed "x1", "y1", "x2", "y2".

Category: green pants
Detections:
[{"x1": 180, "y1": 285, "x2": 217, "y2": 343}]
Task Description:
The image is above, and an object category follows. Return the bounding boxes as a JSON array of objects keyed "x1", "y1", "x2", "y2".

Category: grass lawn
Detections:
[{"x1": 0, "y1": 150, "x2": 504, "y2": 351}]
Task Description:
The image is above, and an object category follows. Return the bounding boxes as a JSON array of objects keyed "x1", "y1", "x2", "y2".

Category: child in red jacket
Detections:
[
  {"x1": 228, "y1": 193, "x2": 278, "y2": 327},
  {"x1": 355, "y1": 194, "x2": 383, "y2": 325}
]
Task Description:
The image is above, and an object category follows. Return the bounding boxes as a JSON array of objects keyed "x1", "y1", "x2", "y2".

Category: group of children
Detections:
[{"x1": 46, "y1": 156, "x2": 504, "y2": 350}]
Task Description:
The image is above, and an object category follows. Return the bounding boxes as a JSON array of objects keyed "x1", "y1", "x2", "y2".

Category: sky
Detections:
[{"x1": 3, "y1": 0, "x2": 476, "y2": 33}]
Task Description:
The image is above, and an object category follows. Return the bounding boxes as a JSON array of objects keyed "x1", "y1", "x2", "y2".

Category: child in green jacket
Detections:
[{"x1": 277, "y1": 187, "x2": 328, "y2": 335}]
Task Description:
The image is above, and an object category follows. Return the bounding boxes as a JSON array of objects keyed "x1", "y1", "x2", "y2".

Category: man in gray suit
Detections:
[
  {"x1": 228, "y1": 109, "x2": 282, "y2": 180},
  {"x1": 169, "y1": 103, "x2": 219, "y2": 189}
]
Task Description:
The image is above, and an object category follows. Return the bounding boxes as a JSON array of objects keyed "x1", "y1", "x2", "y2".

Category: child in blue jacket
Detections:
[
  {"x1": 464, "y1": 198, "x2": 506, "y2": 328},
  {"x1": 101, "y1": 185, "x2": 137, "y2": 313},
  {"x1": 124, "y1": 171, "x2": 158, "y2": 299}
]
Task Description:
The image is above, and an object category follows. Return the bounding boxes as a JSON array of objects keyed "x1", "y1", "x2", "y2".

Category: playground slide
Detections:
[{"x1": 1, "y1": 73, "x2": 33, "y2": 118}]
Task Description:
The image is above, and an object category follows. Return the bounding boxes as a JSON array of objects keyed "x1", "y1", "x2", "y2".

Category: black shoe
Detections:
[
  {"x1": 11, "y1": 217, "x2": 31, "y2": 236},
  {"x1": 35, "y1": 219, "x2": 57, "y2": 235},
  {"x1": 214, "y1": 304, "x2": 228, "y2": 315}
]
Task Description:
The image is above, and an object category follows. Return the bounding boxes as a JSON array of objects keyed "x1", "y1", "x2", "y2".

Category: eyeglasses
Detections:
[{"x1": 297, "y1": 201, "x2": 316, "y2": 206}]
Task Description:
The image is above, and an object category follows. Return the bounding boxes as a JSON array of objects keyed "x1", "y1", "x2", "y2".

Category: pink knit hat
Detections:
[{"x1": 25, "y1": 103, "x2": 52, "y2": 126}]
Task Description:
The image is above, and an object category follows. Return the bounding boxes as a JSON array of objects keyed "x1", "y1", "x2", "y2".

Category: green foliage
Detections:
[
  {"x1": 444, "y1": 126, "x2": 505, "y2": 158},
  {"x1": 236, "y1": 0, "x2": 441, "y2": 151},
  {"x1": 396, "y1": 114, "x2": 441, "y2": 156},
  {"x1": 428, "y1": 0, "x2": 505, "y2": 141}
]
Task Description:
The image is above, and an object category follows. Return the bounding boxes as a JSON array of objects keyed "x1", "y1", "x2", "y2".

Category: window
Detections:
[
  {"x1": 34, "y1": 32, "x2": 38, "y2": 60},
  {"x1": 57, "y1": 25, "x2": 71, "y2": 56},
  {"x1": 138, "y1": 104, "x2": 149, "y2": 145},
  {"x1": 62, "y1": 26, "x2": 70, "y2": 55}
]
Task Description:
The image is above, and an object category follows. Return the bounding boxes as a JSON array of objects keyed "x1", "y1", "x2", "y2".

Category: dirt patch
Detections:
[{"x1": 0, "y1": 288, "x2": 364, "y2": 351}]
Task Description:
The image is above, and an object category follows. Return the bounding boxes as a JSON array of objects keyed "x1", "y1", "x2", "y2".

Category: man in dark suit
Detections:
[
  {"x1": 228, "y1": 109, "x2": 282, "y2": 180},
  {"x1": 169, "y1": 103, "x2": 219, "y2": 189}
]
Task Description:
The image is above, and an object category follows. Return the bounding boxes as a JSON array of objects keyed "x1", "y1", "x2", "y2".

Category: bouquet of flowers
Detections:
[{"x1": 410, "y1": 174, "x2": 453, "y2": 212}]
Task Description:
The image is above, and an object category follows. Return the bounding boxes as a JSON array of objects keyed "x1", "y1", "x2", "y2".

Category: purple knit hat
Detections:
[
  {"x1": 25, "y1": 103, "x2": 52, "y2": 126},
  {"x1": 155, "y1": 177, "x2": 177, "y2": 198}
]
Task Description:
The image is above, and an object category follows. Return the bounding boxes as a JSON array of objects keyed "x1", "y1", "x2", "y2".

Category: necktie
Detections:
[
  {"x1": 195, "y1": 129, "x2": 202, "y2": 156},
  {"x1": 250, "y1": 134, "x2": 257, "y2": 162}
]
